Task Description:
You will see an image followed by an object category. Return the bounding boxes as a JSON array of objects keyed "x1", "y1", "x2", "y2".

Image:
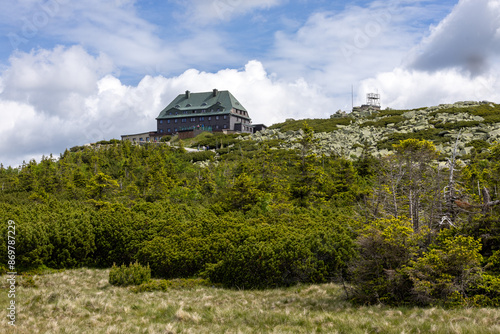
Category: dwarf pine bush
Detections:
[{"x1": 109, "y1": 261, "x2": 151, "y2": 286}]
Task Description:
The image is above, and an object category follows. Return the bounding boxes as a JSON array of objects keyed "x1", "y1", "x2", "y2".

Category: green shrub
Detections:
[
  {"x1": 70, "y1": 146, "x2": 85, "y2": 152},
  {"x1": 432, "y1": 120, "x2": 480, "y2": 130},
  {"x1": 160, "y1": 135, "x2": 172, "y2": 142},
  {"x1": 137, "y1": 233, "x2": 232, "y2": 279},
  {"x1": 195, "y1": 133, "x2": 243, "y2": 149},
  {"x1": 405, "y1": 235, "x2": 484, "y2": 306},
  {"x1": 204, "y1": 225, "x2": 354, "y2": 289},
  {"x1": 359, "y1": 116, "x2": 405, "y2": 128},
  {"x1": 466, "y1": 139, "x2": 491, "y2": 151},
  {"x1": 377, "y1": 128, "x2": 450, "y2": 150},
  {"x1": 96, "y1": 139, "x2": 120, "y2": 145},
  {"x1": 367, "y1": 109, "x2": 405, "y2": 118},
  {"x1": 181, "y1": 150, "x2": 216, "y2": 163},
  {"x1": 109, "y1": 262, "x2": 151, "y2": 286},
  {"x1": 348, "y1": 218, "x2": 427, "y2": 305},
  {"x1": 269, "y1": 117, "x2": 353, "y2": 132}
]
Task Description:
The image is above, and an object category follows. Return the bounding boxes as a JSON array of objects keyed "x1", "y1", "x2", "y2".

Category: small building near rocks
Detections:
[{"x1": 121, "y1": 131, "x2": 161, "y2": 143}]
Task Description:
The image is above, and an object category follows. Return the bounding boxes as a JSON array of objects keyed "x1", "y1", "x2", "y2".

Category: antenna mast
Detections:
[{"x1": 351, "y1": 85, "x2": 354, "y2": 112}]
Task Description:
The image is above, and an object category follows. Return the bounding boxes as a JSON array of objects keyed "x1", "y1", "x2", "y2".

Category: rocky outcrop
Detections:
[{"x1": 244, "y1": 101, "x2": 500, "y2": 159}]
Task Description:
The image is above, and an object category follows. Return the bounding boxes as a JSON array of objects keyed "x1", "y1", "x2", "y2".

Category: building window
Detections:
[
  {"x1": 208, "y1": 117, "x2": 211, "y2": 121},
  {"x1": 175, "y1": 119, "x2": 178, "y2": 123},
  {"x1": 182, "y1": 118, "x2": 187, "y2": 123},
  {"x1": 223, "y1": 124, "x2": 227, "y2": 129},
  {"x1": 223, "y1": 115, "x2": 227, "y2": 120},
  {"x1": 160, "y1": 120, "x2": 163, "y2": 124},
  {"x1": 174, "y1": 128, "x2": 178, "y2": 132},
  {"x1": 190, "y1": 117, "x2": 196, "y2": 122},
  {"x1": 167, "y1": 119, "x2": 170, "y2": 124},
  {"x1": 216, "y1": 116, "x2": 219, "y2": 120},
  {"x1": 160, "y1": 129, "x2": 164, "y2": 133},
  {"x1": 216, "y1": 125, "x2": 219, "y2": 129},
  {"x1": 200, "y1": 117, "x2": 204, "y2": 121},
  {"x1": 167, "y1": 129, "x2": 171, "y2": 133}
]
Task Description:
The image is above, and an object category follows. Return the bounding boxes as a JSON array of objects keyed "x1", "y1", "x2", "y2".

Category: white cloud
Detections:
[
  {"x1": 155, "y1": 60, "x2": 334, "y2": 124},
  {"x1": 2, "y1": 45, "x2": 114, "y2": 116},
  {"x1": 359, "y1": 67, "x2": 500, "y2": 110},
  {"x1": 0, "y1": 46, "x2": 332, "y2": 167}
]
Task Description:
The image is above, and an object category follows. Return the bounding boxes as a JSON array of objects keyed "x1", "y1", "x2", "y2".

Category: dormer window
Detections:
[
  {"x1": 175, "y1": 105, "x2": 180, "y2": 108},
  {"x1": 186, "y1": 104, "x2": 192, "y2": 107}
]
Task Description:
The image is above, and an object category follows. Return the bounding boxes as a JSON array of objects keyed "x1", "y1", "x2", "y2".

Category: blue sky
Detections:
[{"x1": 1, "y1": 0, "x2": 500, "y2": 167}]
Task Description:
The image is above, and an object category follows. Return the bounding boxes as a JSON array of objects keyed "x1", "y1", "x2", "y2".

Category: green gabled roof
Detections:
[{"x1": 157, "y1": 90, "x2": 248, "y2": 119}]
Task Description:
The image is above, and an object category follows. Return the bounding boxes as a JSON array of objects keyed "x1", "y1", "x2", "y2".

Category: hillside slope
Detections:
[{"x1": 262, "y1": 101, "x2": 500, "y2": 158}]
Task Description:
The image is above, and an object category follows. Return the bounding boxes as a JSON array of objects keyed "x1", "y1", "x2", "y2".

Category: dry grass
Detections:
[{"x1": 1, "y1": 269, "x2": 500, "y2": 333}]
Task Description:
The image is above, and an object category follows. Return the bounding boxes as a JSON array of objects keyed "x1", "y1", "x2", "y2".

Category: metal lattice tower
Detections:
[{"x1": 366, "y1": 93, "x2": 381, "y2": 107}]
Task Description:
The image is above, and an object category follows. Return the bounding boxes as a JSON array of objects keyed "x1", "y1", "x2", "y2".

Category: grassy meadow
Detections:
[{"x1": 1, "y1": 269, "x2": 500, "y2": 334}]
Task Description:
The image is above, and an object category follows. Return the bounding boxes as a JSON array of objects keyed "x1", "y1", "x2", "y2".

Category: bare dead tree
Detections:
[
  {"x1": 441, "y1": 130, "x2": 462, "y2": 228},
  {"x1": 480, "y1": 187, "x2": 500, "y2": 212}
]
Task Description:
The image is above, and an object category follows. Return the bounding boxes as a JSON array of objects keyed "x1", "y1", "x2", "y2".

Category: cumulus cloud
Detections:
[
  {"x1": 0, "y1": 45, "x2": 167, "y2": 167},
  {"x1": 407, "y1": 0, "x2": 500, "y2": 76},
  {"x1": 267, "y1": 0, "x2": 451, "y2": 108},
  {"x1": 0, "y1": 46, "x2": 332, "y2": 167},
  {"x1": 359, "y1": 67, "x2": 500, "y2": 109},
  {"x1": 2, "y1": 45, "x2": 114, "y2": 116},
  {"x1": 157, "y1": 60, "x2": 334, "y2": 124}
]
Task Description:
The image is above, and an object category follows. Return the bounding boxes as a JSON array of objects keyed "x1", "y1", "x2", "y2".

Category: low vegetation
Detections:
[
  {"x1": 270, "y1": 117, "x2": 353, "y2": 132},
  {"x1": 2, "y1": 268, "x2": 500, "y2": 333},
  {"x1": 109, "y1": 262, "x2": 151, "y2": 287},
  {"x1": 2, "y1": 113, "x2": 500, "y2": 331}
]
